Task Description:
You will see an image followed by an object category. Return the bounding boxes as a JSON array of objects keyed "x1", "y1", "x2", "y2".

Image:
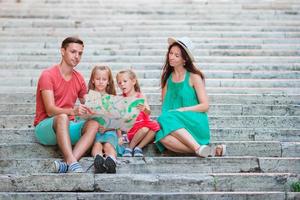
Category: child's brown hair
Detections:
[
  {"x1": 116, "y1": 69, "x2": 141, "y2": 92},
  {"x1": 88, "y1": 65, "x2": 116, "y2": 95}
]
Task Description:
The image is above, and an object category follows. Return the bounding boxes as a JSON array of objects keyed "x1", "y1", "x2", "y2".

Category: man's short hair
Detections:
[{"x1": 61, "y1": 37, "x2": 84, "y2": 49}]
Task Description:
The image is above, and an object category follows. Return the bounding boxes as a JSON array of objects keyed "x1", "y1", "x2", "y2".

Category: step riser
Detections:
[
  {"x1": 0, "y1": 173, "x2": 296, "y2": 192},
  {"x1": 1, "y1": 104, "x2": 299, "y2": 116},
  {"x1": 0, "y1": 192, "x2": 287, "y2": 200},
  {"x1": 1, "y1": 142, "x2": 298, "y2": 158},
  {"x1": 2, "y1": 115, "x2": 299, "y2": 129},
  {"x1": 1, "y1": 158, "x2": 299, "y2": 174},
  {"x1": 1, "y1": 129, "x2": 299, "y2": 143}
]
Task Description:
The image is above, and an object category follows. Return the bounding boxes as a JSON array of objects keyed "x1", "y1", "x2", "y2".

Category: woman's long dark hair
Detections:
[{"x1": 161, "y1": 43, "x2": 205, "y2": 89}]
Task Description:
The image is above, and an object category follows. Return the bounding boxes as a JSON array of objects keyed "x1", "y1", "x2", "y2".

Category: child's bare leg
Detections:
[
  {"x1": 137, "y1": 130, "x2": 155, "y2": 149},
  {"x1": 103, "y1": 142, "x2": 117, "y2": 159},
  {"x1": 128, "y1": 127, "x2": 149, "y2": 149},
  {"x1": 91, "y1": 142, "x2": 104, "y2": 157}
]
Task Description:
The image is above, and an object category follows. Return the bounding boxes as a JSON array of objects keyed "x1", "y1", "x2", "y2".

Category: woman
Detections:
[{"x1": 155, "y1": 37, "x2": 225, "y2": 157}]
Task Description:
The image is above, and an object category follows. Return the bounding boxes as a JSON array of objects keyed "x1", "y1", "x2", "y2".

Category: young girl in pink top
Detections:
[{"x1": 116, "y1": 69, "x2": 160, "y2": 157}]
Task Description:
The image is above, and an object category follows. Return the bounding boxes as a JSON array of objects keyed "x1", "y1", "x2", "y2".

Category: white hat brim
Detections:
[{"x1": 167, "y1": 37, "x2": 195, "y2": 62}]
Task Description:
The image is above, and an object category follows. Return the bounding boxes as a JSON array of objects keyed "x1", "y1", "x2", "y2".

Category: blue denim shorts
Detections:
[{"x1": 35, "y1": 117, "x2": 86, "y2": 145}]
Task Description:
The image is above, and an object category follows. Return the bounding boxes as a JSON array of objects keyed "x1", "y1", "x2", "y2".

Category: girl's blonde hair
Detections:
[
  {"x1": 88, "y1": 65, "x2": 116, "y2": 95},
  {"x1": 116, "y1": 69, "x2": 141, "y2": 92}
]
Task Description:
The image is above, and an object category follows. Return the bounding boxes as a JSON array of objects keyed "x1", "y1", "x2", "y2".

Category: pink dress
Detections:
[{"x1": 123, "y1": 92, "x2": 160, "y2": 141}]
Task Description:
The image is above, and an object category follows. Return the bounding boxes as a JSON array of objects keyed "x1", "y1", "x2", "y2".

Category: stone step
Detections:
[
  {"x1": 2, "y1": 69, "x2": 300, "y2": 79},
  {"x1": 0, "y1": 192, "x2": 289, "y2": 200},
  {"x1": 1, "y1": 157, "x2": 299, "y2": 174},
  {"x1": 1, "y1": 62, "x2": 299, "y2": 71},
  {"x1": 3, "y1": 49, "x2": 300, "y2": 57},
  {"x1": 0, "y1": 93, "x2": 298, "y2": 104},
  {"x1": 1, "y1": 36, "x2": 300, "y2": 45},
  {"x1": 2, "y1": 19, "x2": 300, "y2": 31},
  {"x1": 1, "y1": 55, "x2": 300, "y2": 63},
  {"x1": 0, "y1": 141, "x2": 298, "y2": 158},
  {"x1": 1, "y1": 103, "x2": 298, "y2": 116},
  {"x1": 1, "y1": 77, "x2": 299, "y2": 88},
  {"x1": 1, "y1": 114, "x2": 298, "y2": 129},
  {"x1": 1, "y1": 128, "x2": 299, "y2": 143},
  {"x1": 0, "y1": 173, "x2": 297, "y2": 192},
  {"x1": 0, "y1": 86, "x2": 298, "y2": 95},
  {"x1": 1, "y1": 29, "x2": 300, "y2": 38},
  {"x1": 1, "y1": 43, "x2": 300, "y2": 51},
  {"x1": 1, "y1": 10, "x2": 299, "y2": 20}
]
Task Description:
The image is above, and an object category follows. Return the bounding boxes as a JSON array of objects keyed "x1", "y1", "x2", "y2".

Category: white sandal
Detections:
[{"x1": 195, "y1": 145, "x2": 211, "y2": 158}]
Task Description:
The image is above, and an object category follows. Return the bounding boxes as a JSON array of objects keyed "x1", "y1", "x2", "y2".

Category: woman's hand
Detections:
[{"x1": 177, "y1": 107, "x2": 187, "y2": 112}]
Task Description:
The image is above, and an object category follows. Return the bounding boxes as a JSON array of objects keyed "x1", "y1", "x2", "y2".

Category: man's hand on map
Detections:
[{"x1": 74, "y1": 104, "x2": 94, "y2": 116}]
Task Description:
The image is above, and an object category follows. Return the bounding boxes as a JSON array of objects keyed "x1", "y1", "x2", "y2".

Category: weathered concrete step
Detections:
[
  {"x1": 2, "y1": 37, "x2": 300, "y2": 45},
  {"x1": 0, "y1": 141, "x2": 298, "y2": 158},
  {"x1": 0, "y1": 93, "x2": 298, "y2": 105},
  {"x1": 1, "y1": 11, "x2": 299, "y2": 21},
  {"x1": 2, "y1": 43, "x2": 300, "y2": 52},
  {"x1": 1, "y1": 62, "x2": 299, "y2": 71},
  {"x1": 0, "y1": 173, "x2": 297, "y2": 192},
  {"x1": 1, "y1": 77, "x2": 299, "y2": 88},
  {"x1": 1, "y1": 157, "x2": 299, "y2": 174},
  {"x1": 2, "y1": 20, "x2": 300, "y2": 32},
  {"x1": 0, "y1": 192, "x2": 289, "y2": 200},
  {"x1": 0, "y1": 86, "x2": 298, "y2": 95},
  {"x1": 1, "y1": 114, "x2": 298, "y2": 129},
  {"x1": 3, "y1": 48, "x2": 300, "y2": 56},
  {"x1": 2, "y1": 54, "x2": 300, "y2": 63},
  {"x1": 1, "y1": 103, "x2": 298, "y2": 116},
  {"x1": 1, "y1": 69, "x2": 300, "y2": 79},
  {"x1": 1, "y1": 128, "x2": 299, "y2": 143}
]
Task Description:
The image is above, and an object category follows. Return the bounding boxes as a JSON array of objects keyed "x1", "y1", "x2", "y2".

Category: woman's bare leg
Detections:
[{"x1": 160, "y1": 135, "x2": 194, "y2": 153}]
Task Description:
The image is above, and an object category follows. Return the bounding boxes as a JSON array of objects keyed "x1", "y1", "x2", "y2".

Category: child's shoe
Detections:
[
  {"x1": 53, "y1": 160, "x2": 68, "y2": 173},
  {"x1": 133, "y1": 147, "x2": 144, "y2": 157},
  {"x1": 105, "y1": 156, "x2": 116, "y2": 174},
  {"x1": 123, "y1": 148, "x2": 133, "y2": 157},
  {"x1": 67, "y1": 162, "x2": 84, "y2": 173},
  {"x1": 94, "y1": 154, "x2": 106, "y2": 173}
]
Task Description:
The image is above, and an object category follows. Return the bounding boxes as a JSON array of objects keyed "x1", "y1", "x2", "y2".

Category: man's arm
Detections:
[{"x1": 41, "y1": 90, "x2": 75, "y2": 116}]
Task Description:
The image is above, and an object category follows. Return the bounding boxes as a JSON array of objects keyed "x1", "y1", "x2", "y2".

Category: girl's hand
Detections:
[
  {"x1": 98, "y1": 125, "x2": 106, "y2": 133},
  {"x1": 118, "y1": 137, "x2": 124, "y2": 145},
  {"x1": 136, "y1": 104, "x2": 146, "y2": 112}
]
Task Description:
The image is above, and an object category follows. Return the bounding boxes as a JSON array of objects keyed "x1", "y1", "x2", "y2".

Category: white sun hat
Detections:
[{"x1": 167, "y1": 37, "x2": 195, "y2": 62}]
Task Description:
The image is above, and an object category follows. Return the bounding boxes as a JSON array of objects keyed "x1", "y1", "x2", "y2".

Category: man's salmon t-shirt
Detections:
[{"x1": 34, "y1": 64, "x2": 87, "y2": 126}]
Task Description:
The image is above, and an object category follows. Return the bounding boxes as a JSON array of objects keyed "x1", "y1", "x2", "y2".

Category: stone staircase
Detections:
[{"x1": 0, "y1": 0, "x2": 299, "y2": 199}]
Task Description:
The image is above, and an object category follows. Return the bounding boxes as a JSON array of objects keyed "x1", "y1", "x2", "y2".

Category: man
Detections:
[{"x1": 34, "y1": 37, "x2": 96, "y2": 173}]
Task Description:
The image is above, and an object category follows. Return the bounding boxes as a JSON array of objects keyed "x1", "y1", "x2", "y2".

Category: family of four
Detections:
[{"x1": 33, "y1": 36, "x2": 226, "y2": 174}]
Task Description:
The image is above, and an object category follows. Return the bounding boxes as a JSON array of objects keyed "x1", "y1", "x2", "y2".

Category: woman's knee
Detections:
[{"x1": 160, "y1": 136, "x2": 172, "y2": 145}]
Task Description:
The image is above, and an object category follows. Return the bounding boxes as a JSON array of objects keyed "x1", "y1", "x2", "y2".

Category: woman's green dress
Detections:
[{"x1": 155, "y1": 71, "x2": 210, "y2": 152}]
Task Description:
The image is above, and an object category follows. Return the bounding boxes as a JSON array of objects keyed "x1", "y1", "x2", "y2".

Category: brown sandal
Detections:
[{"x1": 215, "y1": 144, "x2": 226, "y2": 157}]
